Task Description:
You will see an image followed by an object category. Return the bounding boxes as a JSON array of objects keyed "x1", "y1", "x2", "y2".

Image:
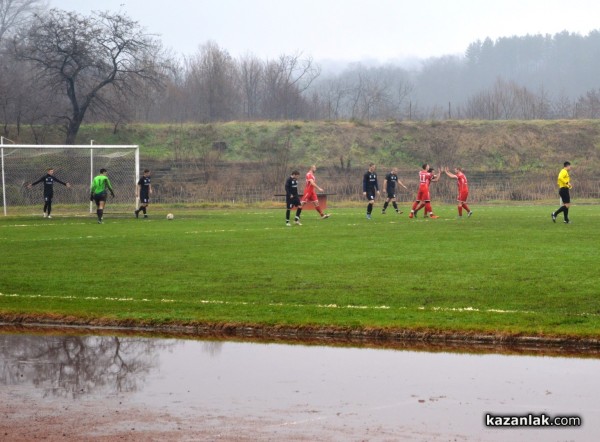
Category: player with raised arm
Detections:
[
  {"x1": 285, "y1": 170, "x2": 303, "y2": 226},
  {"x1": 300, "y1": 164, "x2": 330, "y2": 220},
  {"x1": 90, "y1": 168, "x2": 115, "y2": 224},
  {"x1": 381, "y1": 167, "x2": 407, "y2": 214},
  {"x1": 135, "y1": 169, "x2": 152, "y2": 219},
  {"x1": 444, "y1": 166, "x2": 472, "y2": 218},
  {"x1": 409, "y1": 164, "x2": 440, "y2": 219},
  {"x1": 363, "y1": 163, "x2": 380, "y2": 220},
  {"x1": 27, "y1": 168, "x2": 71, "y2": 218}
]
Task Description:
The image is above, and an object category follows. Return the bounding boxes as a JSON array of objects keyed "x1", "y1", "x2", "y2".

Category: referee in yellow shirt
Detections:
[{"x1": 551, "y1": 161, "x2": 572, "y2": 224}]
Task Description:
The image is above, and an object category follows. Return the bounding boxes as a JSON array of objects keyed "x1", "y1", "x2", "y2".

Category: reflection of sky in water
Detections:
[
  {"x1": 1, "y1": 333, "x2": 600, "y2": 440},
  {"x1": 154, "y1": 341, "x2": 600, "y2": 412}
]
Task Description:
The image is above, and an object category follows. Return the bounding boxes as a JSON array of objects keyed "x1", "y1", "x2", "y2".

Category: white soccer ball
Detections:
[{"x1": 166, "y1": 213, "x2": 174, "y2": 220}]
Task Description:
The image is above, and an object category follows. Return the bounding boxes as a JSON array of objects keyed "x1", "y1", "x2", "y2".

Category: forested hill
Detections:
[
  {"x1": 412, "y1": 31, "x2": 600, "y2": 112},
  {"x1": 10, "y1": 119, "x2": 599, "y2": 172}
]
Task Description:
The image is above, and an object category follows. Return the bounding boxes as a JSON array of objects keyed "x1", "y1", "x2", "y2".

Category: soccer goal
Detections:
[{"x1": 1, "y1": 138, "x2": 139, "y2": 216}]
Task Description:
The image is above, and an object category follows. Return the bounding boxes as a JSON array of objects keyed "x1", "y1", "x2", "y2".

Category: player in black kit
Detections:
[
  {"x1": 135, "y1": 169, "x2": 153, "y2": 218},
  {"x1": 382, "y1": 167, "x2": 408, "y2": 214},
  {"x1": 28, "y1": 168, "x2": 71, "y2": 218},
  {"x1": 285, "y1": 170, "x2": 303, "y2": 226},
  {"x1": 362, "y1": 163, "x2": 380, "y2": 220}
]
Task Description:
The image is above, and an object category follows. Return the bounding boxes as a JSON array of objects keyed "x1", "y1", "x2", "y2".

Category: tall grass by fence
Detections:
[{"x1": 144, "y1": 161, "x2": 600, "y2": 205}]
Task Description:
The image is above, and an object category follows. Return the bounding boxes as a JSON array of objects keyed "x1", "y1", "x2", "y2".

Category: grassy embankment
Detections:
[{"x1": 8, "y1": 119, "x2": 600, "y2": 171}]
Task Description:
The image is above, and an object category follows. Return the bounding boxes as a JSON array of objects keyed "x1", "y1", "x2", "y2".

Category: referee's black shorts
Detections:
[{"x1": 559, "y1": 187, "x2": 571, "y2": 204}]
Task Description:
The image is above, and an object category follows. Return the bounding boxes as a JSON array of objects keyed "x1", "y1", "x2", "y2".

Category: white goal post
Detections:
[{"x1": 1, "y1": 138, "x2": 139, "y2": 216}]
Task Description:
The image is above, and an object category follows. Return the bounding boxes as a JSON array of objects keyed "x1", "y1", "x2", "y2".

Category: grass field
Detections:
[{"x1": 1, "y1": 204, "x2": 599, "y2": 339}]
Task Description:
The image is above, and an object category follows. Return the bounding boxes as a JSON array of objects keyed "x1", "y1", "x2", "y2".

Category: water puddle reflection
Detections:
[{"x1": 0, "y1": 330, "x2": 598, "y2": 441}]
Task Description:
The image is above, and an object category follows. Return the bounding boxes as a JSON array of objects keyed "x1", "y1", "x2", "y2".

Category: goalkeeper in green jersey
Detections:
[{"x1": 90, "y1": 168, "x2": 115, "y2": 223}]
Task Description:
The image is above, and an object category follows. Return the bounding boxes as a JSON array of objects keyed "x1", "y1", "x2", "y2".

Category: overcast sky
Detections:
[{"x1": 50, "y1": 0, "x2": 600, "y2": 63}]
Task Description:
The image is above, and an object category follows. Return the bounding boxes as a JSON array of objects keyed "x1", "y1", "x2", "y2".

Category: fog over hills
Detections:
[{"x1": 4, "y1": 1, "x2": 600, "y2": 128}]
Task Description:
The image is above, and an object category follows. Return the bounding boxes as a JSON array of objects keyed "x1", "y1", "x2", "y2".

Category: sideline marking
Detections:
[
  {"x1": 423, "y1": 306, "x2": 537, "y2": 315},
  {"x1": 1, "y1": 292, "x2": 586, "y2": 316}
]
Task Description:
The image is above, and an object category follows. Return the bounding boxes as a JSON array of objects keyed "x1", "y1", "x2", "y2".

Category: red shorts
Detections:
[
  {"x1": 301, "y1": 191, "x2": 318, "y2": 203},
  {"x1": 457, "y1": 190, "x2": 469, "y2": 202},
  {"x1": 416, "y1": 188, "x2": 431, "y2": 202}
]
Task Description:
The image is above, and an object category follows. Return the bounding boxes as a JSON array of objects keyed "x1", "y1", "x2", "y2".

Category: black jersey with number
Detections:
[
  {"x1": 285, "y1": 176, "x2": 299, "y2": 197},
  {"x1": 363, "y1": 171, "x2": 378, "y2": 193},
  {"x1": 138, "y1": 176, "x2": 151, "y2": 198},
  {"x1": 385, "y1": 173, "x2": 398, "y2": 192},
  {"x1": 32, "y1": 174, "x2": 67, "y2": 197}
]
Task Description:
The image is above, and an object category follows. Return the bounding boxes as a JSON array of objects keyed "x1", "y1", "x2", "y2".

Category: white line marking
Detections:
[{"x1": 3, "y1": 292, "x2": 596, "y2": 316}]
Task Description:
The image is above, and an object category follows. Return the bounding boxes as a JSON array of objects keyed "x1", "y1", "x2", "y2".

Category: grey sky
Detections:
[{"x1": 50, "y1": 0, "x2": 600, "y2": 62}]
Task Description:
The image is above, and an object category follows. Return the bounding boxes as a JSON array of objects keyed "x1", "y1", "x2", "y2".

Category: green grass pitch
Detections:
[{"x1": 1, "y1": 204, "x2": 599, "y2": 337}]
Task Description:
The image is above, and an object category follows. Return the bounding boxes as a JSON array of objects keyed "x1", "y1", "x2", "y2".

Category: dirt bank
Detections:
[{"x1": 1, "y1": 315, "x2": 599, "y2": 356}]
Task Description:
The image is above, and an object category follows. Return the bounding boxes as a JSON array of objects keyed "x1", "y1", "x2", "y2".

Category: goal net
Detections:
[{"x1": 1, "y1": 142, "x2": 139, "y2": 216}]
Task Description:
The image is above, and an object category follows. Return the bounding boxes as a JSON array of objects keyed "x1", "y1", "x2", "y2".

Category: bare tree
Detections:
[
  {"x1": 12, "y1": 9, "x2": 167, "y2": 144},
  {"x1": 239, "y1": 53, "x2": 264, "y2": 119},
  {"x1": 553, "y1": 92, "x2": 573, "y2": 119},
  {"x1": 0, "y1": 0, "x2": 46, "y2": 137},
  {"x1": 262, "y1": 53, "x2": 320, "y2": 119},
  {"x1": 316, "y1": 76, "x2": 352, "y2": 120},
  {"x1": 575, "y1": 89, "x2": 600, "y2": 118},
  {"x1": 187, "y1": 41, "x2": 240, "y2": 122},
  {"x1": 464, "y1": 89, "x2": 498, "y2": 119},
  {"x1": 0, "y1": 59, "x2": 56, "y2": 139},
  {"x1": 464, "y1": 78, "x2": 541, "y2": 120},
  {"x1": 535, "y1": 85, "x2": 553, "y2": 119},
  {"x1": 0, "y1": 0, "x2": 45, "y2": 44}
]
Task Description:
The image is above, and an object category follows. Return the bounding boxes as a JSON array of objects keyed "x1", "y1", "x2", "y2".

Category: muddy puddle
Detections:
[{"x1": 0, "y1": 330, "x2": 599, "y2": 441}]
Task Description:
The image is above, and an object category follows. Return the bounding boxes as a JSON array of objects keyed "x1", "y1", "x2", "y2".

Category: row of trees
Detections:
[
  {"x1": 163, "y1": 42, "x2": 321, "y2": 123},
  {"x1": 3, "y1": 1, "x2": 600, "y2": 144}
]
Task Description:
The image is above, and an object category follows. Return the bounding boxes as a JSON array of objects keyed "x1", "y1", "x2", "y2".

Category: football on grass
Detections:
[{"x1": 166, "y1": 213, "x2": 174, "y2": 220}]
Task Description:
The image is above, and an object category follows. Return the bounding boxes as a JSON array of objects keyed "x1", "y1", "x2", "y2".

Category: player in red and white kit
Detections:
[
  {"x1": 409, "y1": 163, "x2": 440, "y2": 219},
  {"x1": 299, "y1": 164, "x2": 330, "y2": 221},
  {"x1": 444, "y1": 166, "x2": 472, "y2": 218}
]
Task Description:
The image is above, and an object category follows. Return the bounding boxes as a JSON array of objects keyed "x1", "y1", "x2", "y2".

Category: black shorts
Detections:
[
  {"x1": 140, "y1": 196, "x2": 150, "y2": 204},
  {"x1": 366, "y1": 190, "x2": 376, "y2": 201},
  {"x1": 44, "y1": 195, "x2": 53, "y2": 202},
  {"x1": 287, "y1": 195, "x2": 301, "y2": 208},
  {"x1": 559, "y1": 187, "x2": 571, "y2": 204},
  {"x1": 386, "y1": 191, "x2": 396, "y2": 199},
  {"x1": 93, "y1": 193, "x2": 107, "y2": 204}
]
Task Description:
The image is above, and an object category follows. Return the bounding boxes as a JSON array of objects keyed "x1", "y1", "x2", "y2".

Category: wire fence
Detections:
[
  {"x1": 144, "y1": 161, "x2": 600, "y2": 205},
  {"x1": 6, "y1": 147, "x2": 597, "y2": 214}
]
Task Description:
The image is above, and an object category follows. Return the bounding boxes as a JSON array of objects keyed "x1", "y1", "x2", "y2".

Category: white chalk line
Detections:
[
  {"x1": 1, "y1": 221, "x2": 276, "y2": 239},
  {"x1": 3, "y1": 235, "x2": 111, "y2": 243},
  {"x1": 2, "y1": 291, "x2": 596, "y2": 316},
  {"x1": 0, "y1": 292, "x2": 174, "y2": 303},
  {"x1": 1, "y1": 222, "x2": 91, "y2": 229}
]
